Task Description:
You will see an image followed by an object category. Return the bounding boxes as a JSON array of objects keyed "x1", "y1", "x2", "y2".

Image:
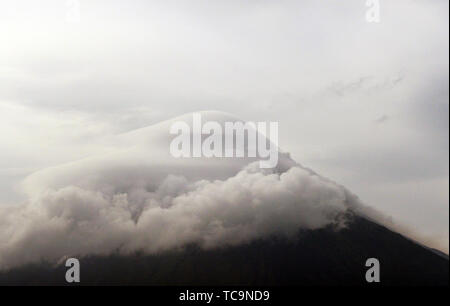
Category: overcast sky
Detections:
[{"x1": 0, "y1": 0, "x2": 448, "y2": 251}]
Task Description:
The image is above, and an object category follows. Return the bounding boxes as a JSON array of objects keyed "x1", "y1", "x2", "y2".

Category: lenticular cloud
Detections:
[{"x1": 0, "y1": 112, "x2": 368, "y2": 270}]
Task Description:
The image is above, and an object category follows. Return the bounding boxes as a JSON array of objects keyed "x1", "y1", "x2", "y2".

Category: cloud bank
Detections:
[
  {"x1": 0, "y1": 163, "x2": 361, "y2": 270},
  {"x1": 0, "y1": 110, "x2": 444, "y2": 270},
  {"x1": 0, "y1": 112, "x2": 371, "y2": 270}
]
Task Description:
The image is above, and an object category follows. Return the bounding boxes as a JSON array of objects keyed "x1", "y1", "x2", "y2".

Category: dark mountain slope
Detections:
[{"x1": 0, "y1": 215, "x2": 447, "y2": 286}]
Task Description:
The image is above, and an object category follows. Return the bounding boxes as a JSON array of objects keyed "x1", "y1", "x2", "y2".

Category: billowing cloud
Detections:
[
  {"x1": 0, "y1": 163, "x2": 359, "y2": 270},
  {"x1": 0, "y1": 111, "x2": 369, "y2": 270}
]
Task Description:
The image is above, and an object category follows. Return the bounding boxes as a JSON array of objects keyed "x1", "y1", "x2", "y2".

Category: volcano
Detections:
[{"x1": 0, "y1": 112, "x2": 447, "y2": 286}]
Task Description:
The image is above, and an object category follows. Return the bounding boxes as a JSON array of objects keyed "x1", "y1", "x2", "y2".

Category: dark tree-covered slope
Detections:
[{"x1": 0, "y1": 215, "x2": 447, "y2": 286}]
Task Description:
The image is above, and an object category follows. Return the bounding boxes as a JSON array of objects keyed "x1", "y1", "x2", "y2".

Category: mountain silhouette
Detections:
[{"x1": 1, "y1": 213, "x2": 447, "y2": 286}]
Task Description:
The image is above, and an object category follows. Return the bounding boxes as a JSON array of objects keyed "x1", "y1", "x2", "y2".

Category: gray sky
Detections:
[{"x1": 0, "y1": 0, "x2": 448, "y2": 251}]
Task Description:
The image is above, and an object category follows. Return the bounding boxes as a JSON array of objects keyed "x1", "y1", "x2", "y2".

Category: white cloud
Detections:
[
  {"x1": 0, "y1": 111, "x2": 374, "y2": 269},
  {"x1": 0, "y1": 0, "x2": 448, "y2": 264},
  {"x1": 0, "y1": 160, "x2": 358, "y2": 269}
]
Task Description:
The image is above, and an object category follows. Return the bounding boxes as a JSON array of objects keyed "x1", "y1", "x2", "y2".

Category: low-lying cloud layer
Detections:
[
  {"x1": 0, "y1": 111, "x2": 443, "y2": 270},
  {"x1": 0, "y1": 112, "x2": 370, "y2": 270},
  {"x1": 0, "y1": 163, "x2": 360, "y2": 270}
]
